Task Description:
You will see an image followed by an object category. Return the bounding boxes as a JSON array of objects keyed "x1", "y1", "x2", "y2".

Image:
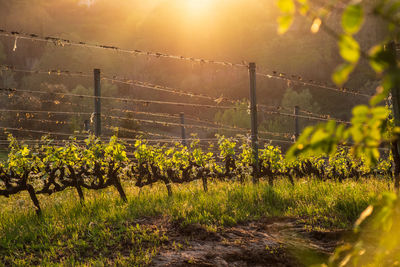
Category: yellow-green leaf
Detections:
[
  {"x1": 339, "y1": 35, "x2": 360, "y2": 63},
  {"x1": 278, "y1": 14, "x2": 294, "y2": 34},
  {"x1": 332, "y1": 62, "x2": 355, "y2": 85},
  {"x1": 342, "y1": 4, "x2": 364, "y2": 35},
  {"x1": 277, "y1": 0, "x2": 295, "y2": 13}
]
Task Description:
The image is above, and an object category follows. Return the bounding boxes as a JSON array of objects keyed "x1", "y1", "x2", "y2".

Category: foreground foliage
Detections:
[
  {"x1": 325, "y1": 191, "x2": 400, "y2": 267},
  {"x1": 277, "y1": 0, "x2": 400, "y2": 188}
]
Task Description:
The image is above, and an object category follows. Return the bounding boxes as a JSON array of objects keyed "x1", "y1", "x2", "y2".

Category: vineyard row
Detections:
[{"x1": 0, "y1": 134, "x2": 392, "y2": 214}]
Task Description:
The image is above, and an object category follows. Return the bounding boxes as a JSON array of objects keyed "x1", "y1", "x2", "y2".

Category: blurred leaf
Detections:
[
  {"x1": 369, "y1": 45, "x2": 389, "y2": 74},
  {"x1": 338, "y1": 35, "x2": 360, "y2": 63},
  {"x1": 278, "y1": 14, "x2": 294, "y2": 34},
  {"x1": 298, "y1": 0, "x2": 309, "y2": 15},
  {"x1": 342, "y1": 4, "x2": 364, "y2": 35},
  {"x1": 370, "y1": 86, "x2": 387, "y2": 107},
  {"x1": 353, "y1": 105, "x2": 369, "y2": 117},
  {"x1": 277, "y1": 0, "x2": 295, "y2": 13},
  {"x1": 332, "y1": 62, "x2": 355, "y2": 85},
  {"x1": 277, "y1": 0, "x2": 295, "y2": 34}
]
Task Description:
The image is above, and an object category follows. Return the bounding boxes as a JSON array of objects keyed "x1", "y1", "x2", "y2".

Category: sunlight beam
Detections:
[{"x1": 185, "y1": 0, "x2": 214, "y2": 17}]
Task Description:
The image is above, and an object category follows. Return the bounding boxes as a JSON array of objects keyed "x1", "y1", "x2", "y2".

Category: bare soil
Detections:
[{"x1": 135, "y1": 217, "x2": 350, "y2": 267}]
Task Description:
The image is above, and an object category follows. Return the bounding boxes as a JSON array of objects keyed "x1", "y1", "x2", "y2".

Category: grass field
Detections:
[{"x1": 0, "y1": 178, "x2": 392, "y2": 266}]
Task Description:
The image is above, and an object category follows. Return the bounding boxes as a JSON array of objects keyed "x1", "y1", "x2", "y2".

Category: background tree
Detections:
[{"x1": 264, "y1": 87, "x2": 321, "y2": 134}]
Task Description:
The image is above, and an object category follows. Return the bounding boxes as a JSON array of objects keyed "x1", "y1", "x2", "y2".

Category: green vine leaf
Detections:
[{"x1": 342, "y1": 4, "x2": 364, "y2": 35}]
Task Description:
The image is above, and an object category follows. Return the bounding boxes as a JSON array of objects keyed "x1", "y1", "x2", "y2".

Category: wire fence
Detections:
[
  {"x1": 0, "y1": 27, "x2": 376, "y2": 157},
  {"x1": 0, "y1": 87, "x2": 241, "y2": 109},
  {"x1": 0, "y1": 29, "x2": 371, "y2": 98},
  {"x1": 0, "y1": 29, "x2": 248, "y2": 68},
  {"x1": 256, "y1": 71, "x2": 372, "y2": 98}
]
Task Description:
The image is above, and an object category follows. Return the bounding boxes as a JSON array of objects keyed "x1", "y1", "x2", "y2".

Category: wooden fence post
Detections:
[
  {"x1": 249, "y1": 62, "x2": 259, "y2": 184},
  {"x1": 94, "y1": 69, "x2": 101, "y2": 137}
]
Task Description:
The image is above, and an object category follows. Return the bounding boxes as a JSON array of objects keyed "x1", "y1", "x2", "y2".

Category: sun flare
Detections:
[{"x1": 185, "y1": 0, "x2": 214, "y2": 17}]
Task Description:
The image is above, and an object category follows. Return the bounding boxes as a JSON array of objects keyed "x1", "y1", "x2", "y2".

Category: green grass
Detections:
[{"x1": 0, "y1": 178, "x2": 392, "y2": 266}]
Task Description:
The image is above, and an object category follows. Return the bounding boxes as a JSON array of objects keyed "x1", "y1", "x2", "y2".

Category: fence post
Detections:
[
  {"x1": 180, "y1": 112, "x2": 187, "y2": 146},
  {"x1": 94, "y1": 69, "x2": 101, "y2": 137},
  {"x1": 294, "y1": 106, "x2": 299, "y2": 142},
  {"x1": 249, "y1": 62, "x2": 259, "y2": 184}
]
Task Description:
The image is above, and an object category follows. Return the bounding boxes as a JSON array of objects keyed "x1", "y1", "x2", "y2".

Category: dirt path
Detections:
[{"x1": 146, "y1": 217, "x2": 348, "y2": 267}]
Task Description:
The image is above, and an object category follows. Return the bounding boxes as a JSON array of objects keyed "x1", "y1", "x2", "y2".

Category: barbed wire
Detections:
[
  {"x1": 0, "y1": 110, "x2": 295, "y2": 140},
  {"x1": 0, "y1": 126, "x2": 87, "y2": 137},
  {"x1": 103, "y1": 114, "x2": 293, "y2": 139},
  {"x1": 39, "y1": 99, "x2": 88, "y2": 109},
  {"x1": 0, "y1": 109, "x2": 92, "y2": 116},
  {"x1": 259, "y1": 138, "x2": 295, "y2": 144},
  {"x1": 103, "y1": 115, "x2": 244, "y2": 132},
  {"x1": 104, "y1": 110, "x2": 297, "y2": 140},
  {"x1": 106, "y1": 109, "x2": 254, "y2": 132},
  {"x1": 0, "y1": 30, "x2": 376, "y2": 102},
  {"x1": 0, "y1": 63, "x2": 240, "y2": 104},
  {"x1": 104, "y1": 108, "x2": 180, "y2": 120},
  {"x1": 106, "y1": 102, "x2": 350, "y2": 128},
  {"x1": 258, "y1": 104, "x2": 293, "y2": 113},
  {"x1": 0, "y1": 29, "x2": 248, "y2": 69},
  {"x1": 261, "y1": 108, "x2": 351, "y2": 125},
  {"x1": 256, "y1": 71, "x2": 371, "y2": 98},
  {"x1": 184, "y1": 115, "x2": 237, "y2": 128},
  {"x1": 0, "y1": 64, "x2": 92, "y2": 78},
  {"x1": 297, "y1": 107, "x2": 350, "y2": 122},
  {"x1": 13, "y1": 117, "x2": 71, "y2": 125},
  {"x1": 0, "y1": 103, "x2": 296, "y2": 139},
  {"x1": 117, "y1": 138, "x2": 187, "y2": 144},
  {"x1": 0, "y1": 87, "x2": 241, "y2": 110},
  {"x1": 105, "y1": 125, "x2": 180, "y2": 140},
  {"x1": 102, "y1": 77, "x2": 235, "y2": 104},
  {"x1": 0, "y1": 135, "x2": 287, "y2": 144},
  {"x1": 3, "y1": 91, "x2": 90, "y2": 109},
  {"x1": 0, "y1": 139, "x2": 86, "y2": 143},
  {"x1": 6, "y1": 87, "x2": 334, "y2": 129},
  {"x1": 183, "y1": 114, "x2": 267, "y2": 133},
  {"x1": 2, "y1": 63, "x2": 357, "y2": 117}
]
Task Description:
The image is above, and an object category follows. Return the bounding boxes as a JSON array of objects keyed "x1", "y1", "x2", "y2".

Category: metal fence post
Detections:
[
  {"x1": 180, "y1": 112, "x2": 187, "y2": 147},
  {"x1": 94, "y1": 69, "x2": 101, "y2": 137},
  {"x1": 294, "y1": 106, "x2": 299, "y2": 142},
  {"x1": 249, "y1": 62, "x2": 259, "y2": 184}
]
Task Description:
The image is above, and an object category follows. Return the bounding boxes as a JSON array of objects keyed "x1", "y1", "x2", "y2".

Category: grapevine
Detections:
[{"x1": 0, "y1": 134, "x2": 393, "y2": 214}]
